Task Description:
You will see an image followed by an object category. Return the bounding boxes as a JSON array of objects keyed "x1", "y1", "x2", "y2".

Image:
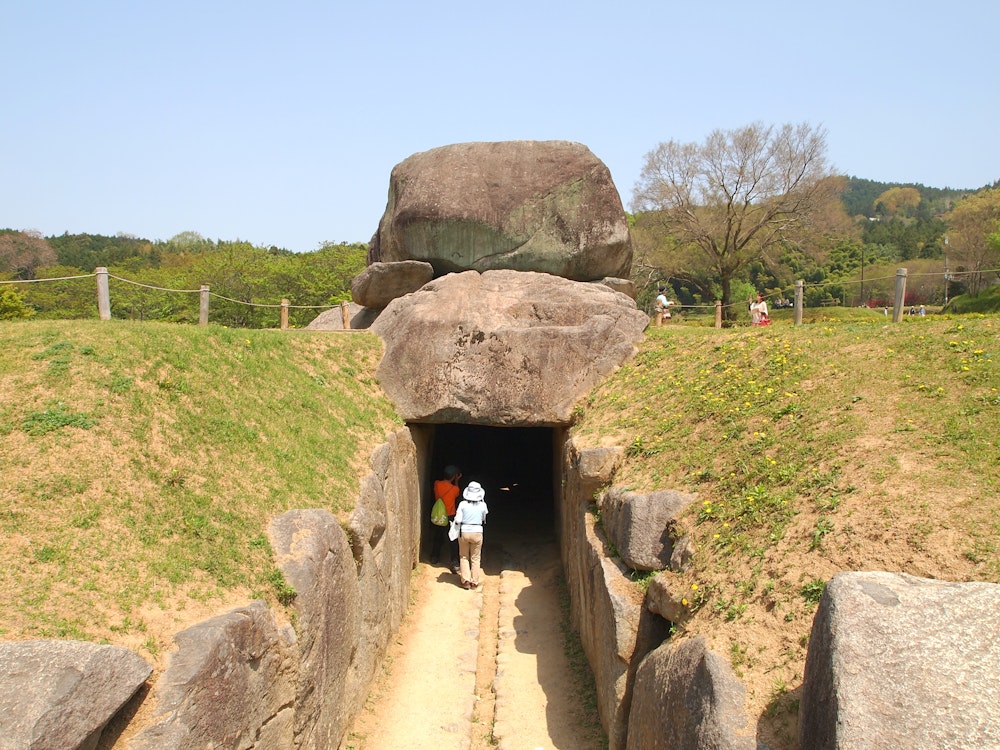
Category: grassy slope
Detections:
[
  {"x1": 2, "y1": 313, "x2": 998, "y2": 748},
  {"x1": 572, "y1": 309, "x2": 1000, "y2": 748},
  {"x1": 0, "y1": 321, "x2": 401, "y2": 667}
]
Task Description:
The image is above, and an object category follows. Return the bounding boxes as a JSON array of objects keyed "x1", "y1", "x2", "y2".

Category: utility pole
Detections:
[
  {"x1": 945, "y1": 256, "x2": 950, "y2": 304},
  {"x1": 944, "y1": 237, "x2": 951, "y2": 305},
  {"x1": 860, "y1": 245, "x2": 865, "y2": 307}
]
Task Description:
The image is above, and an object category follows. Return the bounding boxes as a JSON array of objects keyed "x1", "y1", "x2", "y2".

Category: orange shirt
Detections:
[{"x1": 433, "y1": 479, "x2": 461, "y2": 516}]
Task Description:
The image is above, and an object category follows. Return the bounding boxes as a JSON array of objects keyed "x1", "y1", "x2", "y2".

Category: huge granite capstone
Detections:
[
  {"x1": 367, "y1": 140, "x2": 633, "y2": 281},
  {"x1": 799, "y1": 571, "x2": 1000, "y2": 749},
  {"x1": 369, "y1": 269, "x2": 649, "y2": 426}
]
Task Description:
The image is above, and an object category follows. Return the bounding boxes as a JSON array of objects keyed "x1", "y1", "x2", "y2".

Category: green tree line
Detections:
[
  {"x1": 0, "y1": 231, "x2": 366, "y2": 328},
  {"x1": 4, "y1": 124, "x2": 999, "y2": 327}
]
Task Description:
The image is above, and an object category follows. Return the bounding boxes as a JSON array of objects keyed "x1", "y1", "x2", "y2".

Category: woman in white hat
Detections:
[{"x1": 454, "y1": 481, "x2": 489, "y2": 589}]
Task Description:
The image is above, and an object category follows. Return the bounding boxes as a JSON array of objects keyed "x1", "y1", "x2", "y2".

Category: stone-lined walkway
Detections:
[{"x1": 342, "y1": 531, "x2": 604, "y2": 750}]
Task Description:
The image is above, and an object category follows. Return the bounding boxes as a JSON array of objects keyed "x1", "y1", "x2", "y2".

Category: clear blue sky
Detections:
[{"x1": 2, "y1": 0, "x2": 997, "y2": 252}]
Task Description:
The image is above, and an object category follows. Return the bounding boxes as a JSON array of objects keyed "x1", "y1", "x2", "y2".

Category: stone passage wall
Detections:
[
  {"x1": 560, "y1": 437, "x2": 1000, "y2": 750},
  {"x1": 119, "y1": 427, "x2": 723, "y2": 750},
  {"x1": 560, "y1": 439, "x2": 669, "y2": 750},
  {"x1": 560, "y1": 438, "x2": 762, "y2": 750},
  {"x1": 128, "y1": 426, "x2": 424, "y2": 749}
]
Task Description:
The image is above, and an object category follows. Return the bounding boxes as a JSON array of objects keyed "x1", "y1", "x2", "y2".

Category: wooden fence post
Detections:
[
  {"x1": 280, "y1": 299, "x2": 290, "y2": 330},
  {"x1": 96, "y1": 267, "x2": 111, "y2": 320},
  {"x1": 892, "y1": 268, "x2": 908, "y2": 323},
  {"x1": 714, "y1": 300, "x2": 722, "y2": 328},
  {"x1": 341, "y1": 301, "x2": 350, "y2": 330},
  {"x1": 199, "y1": 285, "x2": 210, "y2": 326},
  {"x1": 794, "y1": 280, "x2": 804, "y2": 326}
]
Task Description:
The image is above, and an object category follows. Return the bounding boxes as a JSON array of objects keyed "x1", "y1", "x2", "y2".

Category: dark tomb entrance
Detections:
[{"x1": 424, "y1": 423, "x2": 561, "y2": 557}]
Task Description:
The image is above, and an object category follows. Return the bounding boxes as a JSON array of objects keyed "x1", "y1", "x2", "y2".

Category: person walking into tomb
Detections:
[
  {"x1": 431, "y1": 464, "x2": 462, "y2": 572},
  {"x1": 454, "y1": 480, "x2": 488, "y2": 590}
]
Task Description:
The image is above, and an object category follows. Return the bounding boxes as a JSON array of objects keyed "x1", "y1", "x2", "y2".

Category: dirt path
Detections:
[{"x1": 343, "y1": 528, "x2": 605, "y2": 750}]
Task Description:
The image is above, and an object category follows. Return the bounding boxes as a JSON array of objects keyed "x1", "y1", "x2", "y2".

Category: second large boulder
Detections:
[{"x1": 369, "y1": 270, "x2": 648, "y2": 426}]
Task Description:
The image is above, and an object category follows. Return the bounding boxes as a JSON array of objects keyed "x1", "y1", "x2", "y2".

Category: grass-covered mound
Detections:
[
  {"x1": 572, "y1": 313, "x2": 1000, "y2": 748},
  {"x1": 3, "y1": 313, "x2": 998, "y2": 749},
  {"x1": 0, "y1": 321, "x2": 401, "y2": 666}
]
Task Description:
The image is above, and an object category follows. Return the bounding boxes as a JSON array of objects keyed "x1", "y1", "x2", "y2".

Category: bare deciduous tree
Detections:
[
  {"x1": 946, "y1": 187, "x2": 1000, "y2": 296},
  {"x1": 0, "y1": 230, "x2": 57, "y2": 279},
  {"x1": 631, "y1": 122, "x2": 836, "y2": 319}
]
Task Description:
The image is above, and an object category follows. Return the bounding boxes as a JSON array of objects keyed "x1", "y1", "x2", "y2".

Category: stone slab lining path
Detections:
[{"x1": 342, "y1": 526, "x2": 605, "y2": 750}]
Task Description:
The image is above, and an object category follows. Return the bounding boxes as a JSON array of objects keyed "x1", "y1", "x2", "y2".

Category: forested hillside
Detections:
[
  {"x1": 0, "y1": 230, "x2": 366, "y2": 328},
  {"x1": 838, "y1": 176, "x2": 976, "y2": 218}
]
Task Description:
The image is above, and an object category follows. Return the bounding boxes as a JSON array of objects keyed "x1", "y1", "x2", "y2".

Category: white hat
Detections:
[{"x1": 462, "y1": 481, "x2": 485, "y2": 502}]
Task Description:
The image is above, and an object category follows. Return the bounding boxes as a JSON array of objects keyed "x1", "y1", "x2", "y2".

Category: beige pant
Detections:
[{"x1": 459, "y1": 532, "x2": 484, "y2": 585}]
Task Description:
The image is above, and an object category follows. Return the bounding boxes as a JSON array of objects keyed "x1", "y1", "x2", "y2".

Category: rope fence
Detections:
[
  {"x1": 654, "y1": 264, "x2": 1000, "y2": 327},
  {"x1": 2, "y1": 267, "x2": 351, "y2": 330},
  {"x1": 0, "y1": 272, "x2": 97, "y2": 284},
  {"x1": 4, "y1": 264, "x2": 999, "y2": 329}
]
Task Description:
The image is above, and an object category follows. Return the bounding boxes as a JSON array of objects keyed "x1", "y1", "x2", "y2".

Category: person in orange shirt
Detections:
[{"x1": 431, "y1": 464, "x2": 462, "y2": 571}]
